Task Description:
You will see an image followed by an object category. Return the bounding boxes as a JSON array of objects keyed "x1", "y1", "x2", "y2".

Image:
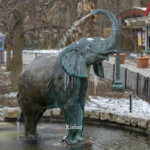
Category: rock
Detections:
[
  {"x1": 89, "y1": 110, "x2": 100, "y2": 119},
  {"x1": 109, "y1": 113, "x2": 118, "y2": 122},
  {"x1": 147, "y1": 121, "x2": 150, "y2": 132},
  {"x1": 0, "y1": 116, "x2": 4, "y2": 122},
  {"x1": 52, "y1": 108, "x2": 61, "y2": 116},
  {"x1": 43, "y1": 109, "x2": 52, "y2": 117},
  {"x1": 100, "y1": 112, "x2": 110, "y2": 120},
  {"x1": 116, "y1": 115, "x2": 130, "y2": 125},
  {"x1": 84, "y1": 110, "x2": 89, "y2": 118},
  {"x1": 138, "y1": 118, "x2": 147, "y2": 129},
  {"x1": 0, "y1": 108, "x2": 3, "y2": 117},
  {"x1": 3, "y1": 107, "x2": 20, "y2": 119},
  {"x1": 130, "y1": 117, "x2": 138, "y2": 126}
]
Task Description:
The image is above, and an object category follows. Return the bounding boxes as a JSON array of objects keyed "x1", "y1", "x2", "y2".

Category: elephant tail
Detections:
[{"x1": 17, "y1": 93, "x2": 24, "y2": 122}]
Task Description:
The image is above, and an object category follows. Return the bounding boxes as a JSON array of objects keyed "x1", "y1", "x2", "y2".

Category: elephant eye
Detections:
[{"x1": 88, "y1": 44, "x2": 92, "y2": 48}]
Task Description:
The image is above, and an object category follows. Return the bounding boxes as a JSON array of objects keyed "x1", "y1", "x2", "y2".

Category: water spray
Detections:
[{"x1": 57, "y1": 13, "x2": 93, "y2": 49}]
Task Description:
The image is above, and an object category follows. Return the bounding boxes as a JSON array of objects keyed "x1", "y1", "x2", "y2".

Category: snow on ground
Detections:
[
  {"x1": 1, "y1": 50, "x2": 150, "y2": 120},
  {"x1": 0, "y1": 92, "x2": 17, "y2": 99},
  {"x1": 86, "y1": 96, "x2": 150, "y2": 120},
  {"x1": 23, "y1": 49, "x2": 61, "y2": 56},
  {"x1": 4, "y1": 49, "x2": 61, "y2": 58},
  {"x1": 0, "y1": 66, "x2": 6, "y2": 72},
  {"x1": 1, "y1": 92, "x2": 150, "y2": 120},
  {"x1": 0, "y1": 66, "x2": 6, "y2": 70}
]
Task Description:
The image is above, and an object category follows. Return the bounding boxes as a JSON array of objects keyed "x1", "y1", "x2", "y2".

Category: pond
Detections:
[{"x1": 0, "y1": 122, "x2": 150, "y2": 150}]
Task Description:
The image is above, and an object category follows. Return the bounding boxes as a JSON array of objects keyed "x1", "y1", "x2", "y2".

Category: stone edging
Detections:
[{"x1": 1, "y1": 107, "x2": 150, "y2": 135}]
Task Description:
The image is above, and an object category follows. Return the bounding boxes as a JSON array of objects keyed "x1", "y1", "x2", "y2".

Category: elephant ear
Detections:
[
  {"x1": 93, "y1": 63, "x2": 104, "y2": 78},
  {"x1": 59, "y1": 48, "x2": 88, "y2": 78}
]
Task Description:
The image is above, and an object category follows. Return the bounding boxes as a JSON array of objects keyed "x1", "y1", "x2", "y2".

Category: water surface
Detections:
[{"x1": 0, "y1": 122, "x2": 150, "y2": 150}]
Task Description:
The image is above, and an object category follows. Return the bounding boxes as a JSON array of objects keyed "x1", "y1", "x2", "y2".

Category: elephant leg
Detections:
[
  {"x1": 75, "y1": 102, "x2": 84, "y2": 142},
  {"x1": 24, "y1": 111, "x2": 38, "y2": 138},
  {"x1": 62, "y1": 102, "x2": 84, "y2": 145},
  {"x1": 24, "y1": 108, "x2": 44, "y2": 141},
  {"x1": 75, "y1": 78, "x2": 87, "y2": 142},
  {"x1": 35, "y1": 109, "x2": 46, "y2": 125}
]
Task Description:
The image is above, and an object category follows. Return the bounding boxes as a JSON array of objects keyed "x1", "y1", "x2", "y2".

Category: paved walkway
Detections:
[{"x1": 107, "y1": 55, "x2": 150, "y2": 78}]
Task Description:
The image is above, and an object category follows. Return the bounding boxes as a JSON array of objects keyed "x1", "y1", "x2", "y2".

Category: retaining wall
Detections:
[{"x1": 1, "y1": 107, "x2": 150, "y2": 135}]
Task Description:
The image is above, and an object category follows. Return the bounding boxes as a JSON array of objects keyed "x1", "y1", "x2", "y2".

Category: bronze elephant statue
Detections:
[{"x1": 17, "y1": 9, "x2": 118, "y2": 145}]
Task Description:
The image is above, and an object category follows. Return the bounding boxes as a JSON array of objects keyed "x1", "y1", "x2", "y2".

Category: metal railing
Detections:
[{"x1": 103, "y1": 62, "x2": 150, "y2": 103}]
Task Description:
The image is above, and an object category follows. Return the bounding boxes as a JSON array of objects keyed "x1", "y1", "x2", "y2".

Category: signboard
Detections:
[
  {"x1": 137, "y1": 31, "x2": 145, "y2": 46},
  {"x1": 137, "y1": 32, "x2": 142, "y2": 46}
]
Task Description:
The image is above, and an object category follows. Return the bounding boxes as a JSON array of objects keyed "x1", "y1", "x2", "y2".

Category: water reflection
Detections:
[{"x1": 0, "y1": 123, "x2": 150, "y2": 150}]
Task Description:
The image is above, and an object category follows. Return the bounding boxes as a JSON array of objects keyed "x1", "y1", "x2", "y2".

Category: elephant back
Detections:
[{"x1": 18, "y1": 55, "x2": 61, "y2": 98}]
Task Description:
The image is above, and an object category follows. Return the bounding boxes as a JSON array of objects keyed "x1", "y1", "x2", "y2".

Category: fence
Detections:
[{"x1": 103, "y1": 62, "x2": 150, "y2": 103}]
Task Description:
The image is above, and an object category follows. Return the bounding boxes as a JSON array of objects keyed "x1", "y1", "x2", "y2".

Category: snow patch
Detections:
[
  {"x1": 87, "y1": 38, "x2": 94, "y2": 41},
  {"x1": 0, "y1": 92, "x2": 17, "y2": 98},
  {"x1": 130, "y1": 53, "x2": 138, "y2": 58},
  {"x1": 133, "y1": 7, "x2": 146, "y2": 11},
  {"x1": 86, "y1": 96, "x2": 150, "y2": 119},
  {"x1": 1, "y1": 66, "x2": 6, "y2": 70},
  {"x1": 23, "y1": 49, "x2": 62, "y2": 56}
]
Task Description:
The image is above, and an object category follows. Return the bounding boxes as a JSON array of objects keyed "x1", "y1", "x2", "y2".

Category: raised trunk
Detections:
[
  {"x1": 11, "y1": 10, "x2": 24, "y2": 91},
  {"x1": 93, "y1": 9, "x2": 119, "y2": 52}
]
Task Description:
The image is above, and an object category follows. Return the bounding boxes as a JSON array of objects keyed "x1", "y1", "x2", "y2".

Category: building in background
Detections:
[
  {"x1": 120, "y1": 7, "x2": 146, "y2": 53},
  {"x1": 125, "y1": 1, "x2": 150, "y2": 55}
]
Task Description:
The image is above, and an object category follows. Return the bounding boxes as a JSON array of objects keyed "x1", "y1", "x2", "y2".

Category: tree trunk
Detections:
[
  {"x1": 11, "y1": 10, "x2": 24, "y2": 91},
  {"x1": 6, "y1": 44, "x2": 12, "y2": 72},
  {"x1": 5, "y1": 34, "x2": 12, "y2": 72}
]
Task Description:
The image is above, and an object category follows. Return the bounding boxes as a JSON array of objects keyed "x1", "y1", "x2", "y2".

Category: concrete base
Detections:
[{"x1": 112, "y1": 80, "x2": 124, "y2": 91}]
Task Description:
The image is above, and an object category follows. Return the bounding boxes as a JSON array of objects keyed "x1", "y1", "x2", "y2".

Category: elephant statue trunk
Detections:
[
  {"x1": 92, "y1": 9, "x2": 119, "y2": 54},
  {"x1": 17, "y1": 9, "x2": 119, "y2": 145},
  {"x1": 60, "y1": 9, "x2": 119, "y2": 78}
]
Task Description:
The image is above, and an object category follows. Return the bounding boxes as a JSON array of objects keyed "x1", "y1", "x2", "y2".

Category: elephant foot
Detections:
[
  {"x1": 65, "y1": 136, "x2": 77, "y2": 145},
  {"x1": 25, "y1": 133, "x2": 40, "y2": 145},
  {"x1": 76, "y1": 135, "x2": 84, "y2": 142}
]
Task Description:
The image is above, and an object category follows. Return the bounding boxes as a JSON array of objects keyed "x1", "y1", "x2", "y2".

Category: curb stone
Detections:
[{"x1": 2, "y1": 107, "x2": 150, "y2": 134}]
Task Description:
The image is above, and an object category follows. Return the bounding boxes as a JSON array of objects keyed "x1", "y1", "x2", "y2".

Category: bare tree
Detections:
[
  {"x1": 0, "y1": 0, "x2": 80, "y2": 91},
  {"x1": 0, "y1": 0, "x2": 147, "y2": 91}
]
